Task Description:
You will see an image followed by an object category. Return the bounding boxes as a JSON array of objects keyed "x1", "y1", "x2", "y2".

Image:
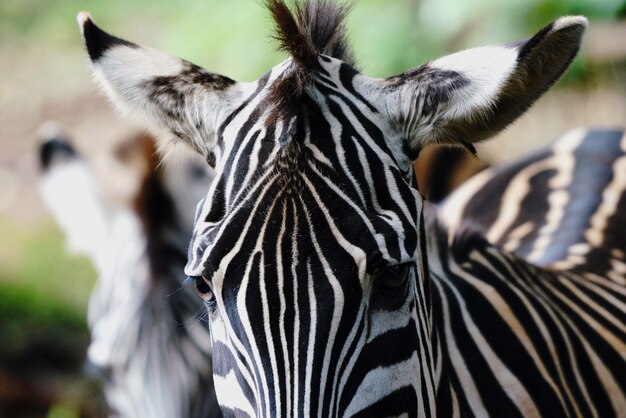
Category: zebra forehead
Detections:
[
  {"x1": 184, "y1": 171, "x2": 421, "y2": 280},
  {"x1": 216, "y1": 56, "x2": 373, "y2": 152}
]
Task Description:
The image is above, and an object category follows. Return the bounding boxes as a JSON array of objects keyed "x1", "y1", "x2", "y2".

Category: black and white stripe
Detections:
[
  {"x1": 74, "y1": 2, "x2": 626, "y2": 417},
  {"x1": 430, "y1": 128, "x2": 626, "y2": 417},
  {"x1": 181, "y1": 57, "x2": 431, "y2": 417},
  {"x1": 439, "y1": 128, "x2": 626, "y2": 275}
]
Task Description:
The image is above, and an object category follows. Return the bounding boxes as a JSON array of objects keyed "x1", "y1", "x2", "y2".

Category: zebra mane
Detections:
[
  {"x1": 266, "y1": 0, "x2": 354, "y2": 125},
  {"x1": 267, "y1": 0, "x2": 354, "y2": 66}
]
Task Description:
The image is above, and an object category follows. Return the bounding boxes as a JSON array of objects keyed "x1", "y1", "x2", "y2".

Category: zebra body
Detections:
[
  {"x1": 439, "y1": 128, "x2": 626, "y2": 275},
  {"x1": 430, "y1": 128, "x2": 626, "y2": 417},
  {"x1": 39, "y1": 132, "x2": 221, "y2": 417},
  {"x1": 76, "y1": 2, "x2": 626, "y2": 417},
  {"x1": 430, "y1": 232, "x2": 626, "y2": 417}
]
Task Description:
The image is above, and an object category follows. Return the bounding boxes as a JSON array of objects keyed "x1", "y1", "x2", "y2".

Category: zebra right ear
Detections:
[
  {"x1": 77, "y1": 12, "x2": 242, "y2": 166},
  {"x1": 376, "y1": 16, "x2": 587, "y2": 158}
]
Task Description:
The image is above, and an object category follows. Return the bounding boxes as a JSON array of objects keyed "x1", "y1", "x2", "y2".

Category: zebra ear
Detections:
[
  {"x1": 77, "y1": 12, "x2": 240, "y2": 166},
  {"x1": 381, "y1": 16, "x2": 587, "y2": 157}
]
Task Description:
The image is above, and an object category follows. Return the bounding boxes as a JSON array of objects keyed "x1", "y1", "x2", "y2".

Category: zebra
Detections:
[
  {"x1": 38, "y1": 126, "x2": 222, "y2": 418},
  {"x1": 429, "y1": 127, "x2": 626, "y2": 417},
  {"x1": 438, "y1": 127, "x2": 626, "y2": 273},
  {"x1": 76, "y1": 1, "x2": 626, "y2": 416}
]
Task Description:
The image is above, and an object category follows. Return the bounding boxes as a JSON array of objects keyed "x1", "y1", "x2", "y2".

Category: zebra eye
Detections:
[
  {"x1": 193, "y1": 276, "x2": 215, "y2": 304},
  {"x1": 371, "y1": 263, "x2": 412, "y2": 310},
  {"x1": 376, "y1": 263, "x2": 411, "y2": 289}
]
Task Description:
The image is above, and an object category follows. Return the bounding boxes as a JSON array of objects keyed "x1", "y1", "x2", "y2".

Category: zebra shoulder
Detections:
[{"x1": 437, "y1": 127, "x2": 626, "y2": 278}]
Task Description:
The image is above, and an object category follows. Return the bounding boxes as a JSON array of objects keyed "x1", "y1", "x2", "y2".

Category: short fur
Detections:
[
  {"x1": 78, "y1": 8, "x2": 612, "y2": 417},
  {"x1": 38, "y1": 131, "x2": 220, "y2": 418}
]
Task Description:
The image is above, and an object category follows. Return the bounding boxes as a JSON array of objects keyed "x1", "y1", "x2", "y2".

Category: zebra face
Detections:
[
  {"x1": 78, "y1": 2, "x2": 586, "y2": 415},
  {"x1": 180, "y1": 55, "x2": 428, "y2": 417}
]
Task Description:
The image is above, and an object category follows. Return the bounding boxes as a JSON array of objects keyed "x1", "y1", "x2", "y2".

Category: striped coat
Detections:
[
  {"x1": 75, "y1": 0, "x2": 626, "y2": 416},
  {"x1": 39, "y1": 132, "x2": 221, "y2": 418}
]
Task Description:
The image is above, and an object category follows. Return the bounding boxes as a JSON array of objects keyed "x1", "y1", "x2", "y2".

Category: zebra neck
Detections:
[
  {"x1": 409, "y1": 204, "x2": 450, "y2": 416},
  {"x1": 422, "y1": 204, "x2": 487, "y2": 413},
  {"x1": 86, "y1": 208, "x2": 218, "y2": 417}
]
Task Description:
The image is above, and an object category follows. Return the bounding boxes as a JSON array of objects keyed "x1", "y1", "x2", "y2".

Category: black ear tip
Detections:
[
  {"x1": 77, "y1": 11, "x2": 137, "y2": 62},
  {"x1": 39, "y1": 138, "x2": 77, "y2": 170}
]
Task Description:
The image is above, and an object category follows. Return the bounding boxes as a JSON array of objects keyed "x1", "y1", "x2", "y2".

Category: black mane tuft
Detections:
[
  {"x1": 266, "y1": 0, "x2": 354, "y2": 124},
  {"x1": 267, "y1": 0, "x2": 354, "y2": 67}
]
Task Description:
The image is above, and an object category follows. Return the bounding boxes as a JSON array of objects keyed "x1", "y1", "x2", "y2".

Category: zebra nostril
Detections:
[{"x1": 39, "y1": 138, "x2": 77, "y2": 170}]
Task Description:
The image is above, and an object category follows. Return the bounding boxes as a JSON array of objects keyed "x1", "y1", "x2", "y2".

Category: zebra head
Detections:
[{"x1": 78, "y1": 2, "x2": 586, "y2": 416}]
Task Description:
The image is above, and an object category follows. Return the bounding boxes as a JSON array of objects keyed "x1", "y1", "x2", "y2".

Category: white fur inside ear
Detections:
[
  {"x1": 93, "y1": 45, "x2": 184, "y2": 97},
  {"x1": 430, "y1": 45, "x2": 518, "y2": 120},
  {"x1": 88, "y1": 42, "x2": 245, "y2": 161},
  {"x1": 89, "y1": 44, "x2": 189, "y2": 151}
]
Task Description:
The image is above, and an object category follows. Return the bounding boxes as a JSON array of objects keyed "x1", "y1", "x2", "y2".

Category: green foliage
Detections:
[
  {"x1": 0, "y1": 216, "x2": 94, "y2": 409},
  {"x1": 1, "y1": 0, "x2": 623, "y2": 81},
  {"x1": 46, "y1": 403, "x2": 80, "y2": 418},
  {"x1": 525, "y1": 0, "x2": 624, "y2": 27},
  {"x1": 0, "y1": 0, "x2": 283, "y2": 80},
  {"x1": 0, "y1": 216, "x2": 96, "y2": 328}
]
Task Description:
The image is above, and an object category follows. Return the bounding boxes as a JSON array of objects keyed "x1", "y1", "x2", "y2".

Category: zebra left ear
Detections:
[
  {"x1": 77, "y1": 12, "x2": 241, "y2": 166},
  {"x1": 381, "y1": 16, "x2": 587, "y2": 157}
]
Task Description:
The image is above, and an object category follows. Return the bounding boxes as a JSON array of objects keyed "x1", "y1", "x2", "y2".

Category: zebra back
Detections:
[
  {"x1": 426, "y1": 128, "x2": 626, "y2": 417},
  {"x1": 439, "y1": 127, "x2": 626, "y2": 277}
]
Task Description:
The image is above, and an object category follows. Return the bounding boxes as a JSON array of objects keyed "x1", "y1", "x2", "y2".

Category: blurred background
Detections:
[{"x1": 0, "y1": 0, "x2": 624, "y2": 416}]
